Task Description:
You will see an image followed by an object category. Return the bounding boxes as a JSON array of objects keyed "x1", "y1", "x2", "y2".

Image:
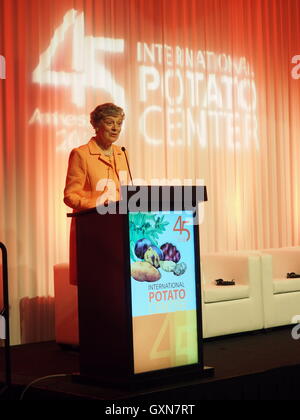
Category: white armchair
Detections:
[
  {"x1": 201, "y1": 252, "x2": 264, "y2": 338},
  {"x1": 260, "y1": 247, "x2": 300, "y2": 328}
]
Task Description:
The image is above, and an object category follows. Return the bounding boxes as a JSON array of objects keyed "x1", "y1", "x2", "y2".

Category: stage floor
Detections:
[{"x1": 1, "y1": 326, "x2": 300, "y2": 400}]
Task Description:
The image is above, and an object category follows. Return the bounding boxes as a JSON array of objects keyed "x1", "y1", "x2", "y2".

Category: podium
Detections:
[{"x1": 70, "y1": 186, "x2": 214, "y2": 386}]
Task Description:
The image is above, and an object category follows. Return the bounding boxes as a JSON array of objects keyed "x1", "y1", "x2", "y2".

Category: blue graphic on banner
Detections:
[{"x1": 129, "y1": 211, "x2": 198, "y2": 317}]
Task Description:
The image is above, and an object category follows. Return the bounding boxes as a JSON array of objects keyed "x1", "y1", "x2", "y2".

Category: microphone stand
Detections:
[
  {"x1": 0, "y1": 242, "x2": 11, "y2": 398},
  {"x1": 121, "y1": 147, "x2": 134, "y2": 185}
]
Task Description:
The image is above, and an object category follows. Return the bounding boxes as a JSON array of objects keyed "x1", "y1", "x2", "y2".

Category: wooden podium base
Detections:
[{"x1": 72, "y1": 365, "x2": 215, "y2": 390}]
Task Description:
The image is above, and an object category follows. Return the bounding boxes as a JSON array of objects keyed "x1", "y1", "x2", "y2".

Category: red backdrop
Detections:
[{"x1": 1, "y1": 0, "x2": 300, "y2": 343}]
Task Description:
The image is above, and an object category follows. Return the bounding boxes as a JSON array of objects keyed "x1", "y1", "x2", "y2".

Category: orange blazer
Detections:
[
  {"x1": 64, "y1": 138, "x2": 129, "y2": 211},
  {"x1": 64, "y1": 138, "x2": 130, "y2": 284}
]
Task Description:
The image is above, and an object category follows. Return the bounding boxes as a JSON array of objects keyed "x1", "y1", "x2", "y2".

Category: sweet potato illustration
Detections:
[{"x1": 131, "y1": 261, "x2": 161, "y2": 282}]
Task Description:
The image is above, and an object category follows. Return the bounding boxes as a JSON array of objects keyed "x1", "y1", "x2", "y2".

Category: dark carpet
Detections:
[{"x1": 1, "y1": 326, "x2": 300, "y2": 400}]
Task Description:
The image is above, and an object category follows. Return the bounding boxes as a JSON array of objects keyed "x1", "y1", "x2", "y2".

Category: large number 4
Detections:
[
  {"x1": 32, "y1": 9, "x2": 125, "y2": 108},
  {"x1": 149, "y1": 313, "x2": 198, "y2": 366}
]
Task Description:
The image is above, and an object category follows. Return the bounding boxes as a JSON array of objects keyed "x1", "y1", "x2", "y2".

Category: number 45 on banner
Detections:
[
  {"x1": 173, "y1": 216, "x2": 191, "y2": 241},
  {"x1": 32, "y1": 9, "x2": 125, "y2": 108}
]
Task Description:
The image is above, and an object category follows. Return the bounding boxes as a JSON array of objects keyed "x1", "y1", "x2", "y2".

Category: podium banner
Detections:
[{"x1": 128, "y1": 210, "x2": 199, "y2": 374}]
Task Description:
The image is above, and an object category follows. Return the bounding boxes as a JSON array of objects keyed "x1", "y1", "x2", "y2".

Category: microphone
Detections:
[{"x1": 121, "y1": 146, "x2": 133, "y2": 186}]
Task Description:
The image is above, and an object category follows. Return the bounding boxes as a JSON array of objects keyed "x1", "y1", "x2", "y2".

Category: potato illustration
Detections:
[
  {"x1": 144, "y1": 246, "x2": 162, "y2": 268},
  {"x1": 160, "y1": 260, "x2": 176, "y2": 272},
  {"x1": 131, "y1": 261, "x2": 161, "y2": 282},
  {"x1": 173, "y1": 262, "x2": 187, "y2": 276}
]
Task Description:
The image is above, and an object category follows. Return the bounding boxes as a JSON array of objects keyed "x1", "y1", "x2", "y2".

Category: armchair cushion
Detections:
[
  {"x1": 273, "y1": 278, "x2": 300, "y2": 294},
  {"x1": 204, "y1": 284, "x2": 250, "y2": 303}
]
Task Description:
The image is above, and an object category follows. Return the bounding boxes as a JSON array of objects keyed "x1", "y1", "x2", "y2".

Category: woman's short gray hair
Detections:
[{"x1": 90, "y1": 103, "x2": 125, "y2": 129}]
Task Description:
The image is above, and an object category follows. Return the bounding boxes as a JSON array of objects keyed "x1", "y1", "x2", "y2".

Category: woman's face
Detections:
[{"x1": 96, "y1": 115, "x2": 123, "y2": 146}]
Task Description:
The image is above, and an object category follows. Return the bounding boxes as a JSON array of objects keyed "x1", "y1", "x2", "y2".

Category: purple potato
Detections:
[
  {"x1": 134, "y1": 238, "x2": 153, "y2": 259},
  {"x1": 160, "y1": 243, "x2": 181, "y2": 263}
]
